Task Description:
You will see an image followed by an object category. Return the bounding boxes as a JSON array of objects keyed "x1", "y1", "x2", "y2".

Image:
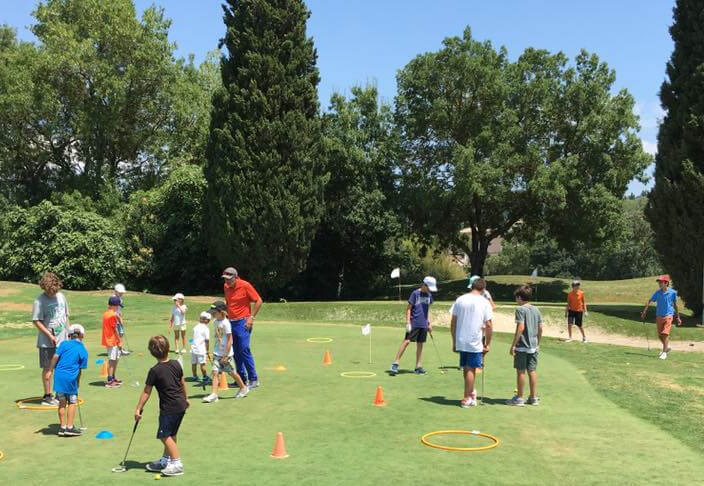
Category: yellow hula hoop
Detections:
[
  {"x1": 0, "y1": 451, "x2": 4, "y2": 461},
  {"x1": 421, "y1": 430, "x2": 500, "y2": 452},
  {"x1": 306, "y1": 337, "x2": 333, "y2": 343},
  {"x1": 15, "y1": 396, "x2": 85, "y2": 411},
  {"x1": 339, "y1": 371, "x2": 377, "y2": 378},
  {"x1": 0, "y1": 364, "x2": 25, "y2": 371}
]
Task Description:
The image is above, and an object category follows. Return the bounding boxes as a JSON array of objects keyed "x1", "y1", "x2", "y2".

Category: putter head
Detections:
[{"x1": 111, "y1": 464, "x2": 127, "y2": 473}]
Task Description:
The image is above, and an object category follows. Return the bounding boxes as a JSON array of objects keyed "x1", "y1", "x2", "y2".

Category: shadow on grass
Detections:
[
  {"x1": 34, "y1": 424, "x2": 61, "y2": 436},
  {"x1": 88, "y1": 381, "x2": 106, "y2": 387},
  {"x1": 419, "y1": 396, "x2": 511, "y2": 407},
  {"x1": 117, "y1": 460, "x2": 149, "y2": 472},
  {"x1": 384, "y1": 370, "x2": 415, "y2": 376}
]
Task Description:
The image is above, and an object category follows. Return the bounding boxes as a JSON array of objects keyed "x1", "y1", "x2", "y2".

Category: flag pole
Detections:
[
  {"x1": 369, "y1": 329, "x2": 372, "y2": 364},
  {"x1": 398, "y1": 275, "x2": 401, "y2": 302}
]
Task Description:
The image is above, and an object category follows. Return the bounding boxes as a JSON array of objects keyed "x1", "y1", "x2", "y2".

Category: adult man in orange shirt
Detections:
[
  {"x1": 102, "y1": 296, "x2": 123, "y2": 387},
  {"x1": 565, "y1": 280, "x2": 588, "y2": 343},
  {"x1": 222, "y1": 267, "x2": 263, "y2": 388}
]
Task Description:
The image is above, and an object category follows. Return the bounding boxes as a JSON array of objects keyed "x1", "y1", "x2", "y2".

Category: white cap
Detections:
[
  {"x1": 423, "y1": 276, "x2": 438, "y2": 292},
  {"x1": 200, "y1": 311, "x2": 212, "y2": 321},
  {"x1": 114, "y1": 283, "x2": 126, "y2": 294},
  {"x1": 69, "y1": 324, "x2": 85, "y2": 337},
  {"x1": 172, "y1": 292, "x2": 185, "y2": 300}
]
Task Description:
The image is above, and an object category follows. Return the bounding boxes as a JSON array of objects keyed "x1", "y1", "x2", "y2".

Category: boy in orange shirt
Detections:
[
  {"x1": 565, "y1": 280, "x2": 588, "y2": 343},
  {"x1": 102, "y1": 296, "x2": 123, "y2": 387}
]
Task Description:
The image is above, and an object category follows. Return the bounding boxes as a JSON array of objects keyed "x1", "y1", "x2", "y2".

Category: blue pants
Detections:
[{"x1": 230, "y1": 318, "x2": 257, "y2": 382}]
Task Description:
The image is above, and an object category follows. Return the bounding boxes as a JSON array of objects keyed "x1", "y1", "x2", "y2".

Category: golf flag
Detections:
[
  {"x1": 390, "y1": 267, "x2": 400, "y2": 279},
  {"x1": 530, "y1": 268, "x2": 538, "y2": 278},
  {"x1": 361, "y1": 323, "x2": 371, "y2": 336}
]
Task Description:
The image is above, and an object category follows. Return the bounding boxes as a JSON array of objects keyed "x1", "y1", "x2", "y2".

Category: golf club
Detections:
[
  {"x1": 111, "y1": 410, "x2": 142, "y2": 473},
  {"x1": 642, "y1": 316, "x2": 650, "y2": 351},
  {"x1": 429, "y1": 331, "x2": 445, "y2": 374},
  {"x1": 481, "y1": 353, "x2": 486, "y2": 406},
  {"x1": 120, "y1": 349, "x2": 140, "y2": 387},
  {"x1": 77, "y1": 395, "x2": 87, "y2": 431}
]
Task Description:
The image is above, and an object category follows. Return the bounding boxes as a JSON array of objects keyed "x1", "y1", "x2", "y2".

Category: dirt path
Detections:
[{"x1": 490, "y1": 310, "x2": 703, "y2": 352}]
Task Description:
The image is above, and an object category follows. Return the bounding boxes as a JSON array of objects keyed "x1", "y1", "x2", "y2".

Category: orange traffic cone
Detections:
[
  {"x1": 100, "y1": 361, "x2": 108, "y2": 378},
  {"x1": 270, "y1": 432, "x2": 289, "y2": 459},
  {"x1": 218, "y1": 372, "x2": 229, "y2": 391},
  {"x1": 322, "y1": 350, "x2": 332, "y2": 365},
  {"x1": 373, "y1": 386, "x2": 387, "y2": 407}
]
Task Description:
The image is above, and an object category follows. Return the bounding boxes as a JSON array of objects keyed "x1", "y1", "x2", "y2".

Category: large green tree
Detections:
[
  {"x1": 204, "y1": 0, "x2": 326, "y2": 290},
  {"x1": 395, "y1": 28, "x2": 651, "y2": 276},
  {"x1": 290, "y1": 86, "x2": 400, "y2": 299},
  {"x1": 0, "y1": 1, "x2": 216, "y2": 202},
  {"x1": 646, "y1": 0, "x2": 704, "y2": 315}
]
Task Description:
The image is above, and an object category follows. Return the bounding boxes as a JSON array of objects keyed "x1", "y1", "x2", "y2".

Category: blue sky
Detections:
[{"x1": 4, "y1": 1, "x2": 676, "y2": 194}]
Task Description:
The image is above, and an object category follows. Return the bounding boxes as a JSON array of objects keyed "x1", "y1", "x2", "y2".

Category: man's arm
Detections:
[
  {"x1": 510, "y1": 322, "x2": 524, "y2": 356},
  {"x1": 641, "y1": 299, "x2": 651, "y2": 319},
  {"x1": 483, "y1": 320, "x2": 493, "y2": 353},
  {"x1": 222, "y1": 333, "x2": 233, "y2": 362},
  {"x1": 537, "y1": 323, "x2": 543, "y2": 346},
  {"x1": 450, "y1": 315, "x2": 457, "y2": 352},
  {"x1": 33, "y1": 320, "x2": 57, "y2": 345},
  {"x1": 674, "y1": 301, "x2": 682, "y2": 325},
  {"x1": 246, "y1": 298, "x2": 263, "y2": 330},
  {"x1": 135, "y1": 386, "x2": 152, "y2": 421},
  {"x1": 180, "y1": 375, "x2": 189, "y2": 408}
]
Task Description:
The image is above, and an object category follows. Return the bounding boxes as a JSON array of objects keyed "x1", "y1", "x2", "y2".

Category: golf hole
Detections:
[
  {"x1": 306, "y1": 337, "x2": 333, "y2": 343},
  {"x1": 15, "y1": 396, "x2": 85, "y2": 411},
  {"x1": 0, "y1": 364, "x2": 25, "y2": 371},
  {"x1": 340, "y1": 371, "x2": 376, "y2": 378},
  {"x1": 420, "y1": 430, "x2": 499, "y2": 452}
]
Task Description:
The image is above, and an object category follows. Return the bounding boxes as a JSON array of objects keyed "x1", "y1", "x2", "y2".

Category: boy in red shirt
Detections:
[
  {"x1": 102, "y1": 296, "x2": 123, "y2": 387},
  {"x1": 222, "y1": 267, "x2": 263, "y2": 388}
]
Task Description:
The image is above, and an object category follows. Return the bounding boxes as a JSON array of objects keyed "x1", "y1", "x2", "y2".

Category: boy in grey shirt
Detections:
[
  {"x1": 32, "y1": 272, "x2": 70, "y2": 406},
  {"x1": 507, "y1": 285, "x2": 542, "y2": 407}
]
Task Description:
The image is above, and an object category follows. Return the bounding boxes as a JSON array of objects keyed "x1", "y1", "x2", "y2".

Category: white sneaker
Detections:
[
  {"x1": 235, "y1": 386, "x2": 249, "y2": 398},
  {"x1": 41, "y1": 396, "x2": 59, "y2": 406},
  {"x1": 162, "y1": 461, "x2": 184, "y2": 476},
  {"x1": 582, "y1": 338, "x2": 589, "y2": 344},
  {"x1": 565, "y1": 338, "x2": 573, "y2": 343},
  {"x1": 461, "y1": 398, "x2": 477, "y2": 408},
  {"x1": 470, "y1": 389, "x2": 477, "y2": 400},
  {"x1": 248, "y1": 380, "x2": 260, "y2": 389},
  {"x1": 659, "y1": 352, "x2": 667, "y2": 360},
  {"x1": 202, "y1": 393, "x2": 218, "y2": 403}
]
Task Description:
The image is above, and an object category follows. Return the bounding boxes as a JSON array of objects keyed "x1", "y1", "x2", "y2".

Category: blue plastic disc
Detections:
[
  {"x1": 95, "y1": 431, "x2": 114, "y2": 440},
  {"x1": 95, "y1": 359, "x2": 105, "y2": 364}
]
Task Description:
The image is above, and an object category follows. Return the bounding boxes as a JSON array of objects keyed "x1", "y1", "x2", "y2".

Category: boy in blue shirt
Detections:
[
  {"x1": 641, "y1": 274, "x2": 681, "y2": 360},
  {"x1": 49, "y1": 324, "x2": 88, "y2": 436},
  {"x1": 390, "y1": 276, "x2": 438, "y2": 375}
]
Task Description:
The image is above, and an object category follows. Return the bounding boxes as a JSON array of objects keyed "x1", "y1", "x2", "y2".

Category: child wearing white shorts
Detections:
[
  {"x1": 169, "y1": 293, "x2": 187, "y2": 354},
  {"x1": 190, "y1": 312, "x2": 211, "y2": 382}
]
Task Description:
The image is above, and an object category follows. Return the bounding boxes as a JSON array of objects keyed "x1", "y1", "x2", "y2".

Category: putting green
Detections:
[{"x1": 0, "y1": 319, "x2": 702, "y2": 484}]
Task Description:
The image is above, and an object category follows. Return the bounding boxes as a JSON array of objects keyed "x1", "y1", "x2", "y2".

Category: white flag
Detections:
[
  {"x1": 361, "y1": 323, "x2": 371, "y2": 336},
  {"x1": 390, "y1": 268, "x2": 400, "y2": 279},
  {"x1": 530, "y1": 268, "x2": 538, "y2": 278}
]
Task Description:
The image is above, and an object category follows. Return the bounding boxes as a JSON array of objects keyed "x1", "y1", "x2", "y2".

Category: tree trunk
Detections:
[
  {"x1": 468, "y1": 229, "x2": 489, "y2": 276},
  {"x1": 336, "y1": 262, "x2": 344, "y2": 299}
]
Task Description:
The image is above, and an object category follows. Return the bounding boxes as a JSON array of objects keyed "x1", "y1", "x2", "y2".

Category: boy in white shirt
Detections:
[
  {"x1": 189, "y1": 312, "x2": 211, "y2": 383},
  {"x1": 202, "y1": 301, "x2": 248, "y2": 403},
  {"x1": 169, "y1": 293, "x2": 187, "y2": 354}
]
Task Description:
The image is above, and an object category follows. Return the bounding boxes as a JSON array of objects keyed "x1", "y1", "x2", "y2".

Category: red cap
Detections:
[{"x1": 656, "y1": 274, "x2": 671, "y2": 282}]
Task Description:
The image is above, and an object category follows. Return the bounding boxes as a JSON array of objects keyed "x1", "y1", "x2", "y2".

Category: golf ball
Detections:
[{"x1": 154, "y1": 474, "x2": 161, "y2": 480}]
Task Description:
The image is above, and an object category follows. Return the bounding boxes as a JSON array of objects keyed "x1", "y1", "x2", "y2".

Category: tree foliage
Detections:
[
  {"x1": 204, "y1": 0, "x2": 326, "y2": 290},
  {"x1": 646, "y1": 0, "x2": 704, "y2": 315},
  {"x1": 395, "y1": 28, "x2": 651, "y2": 276}
]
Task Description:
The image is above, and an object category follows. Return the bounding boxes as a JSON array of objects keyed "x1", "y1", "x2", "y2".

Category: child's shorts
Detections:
[
  {"x1": 212, "y1": 355, "x2": 234, "y2": 373},
  {"x1": 172, "y1": 323, "x2": 187, "y2": 332},
  {"x1": 567, "y1": 310, "x2": 583, "y2": 326},
  {"x1": 514, "y1": 351, "x2": 538, "y2": 371},
  {"x1": 656, "y1": 316, "x2": 673, "y2": 335},
  {"x1": 404, "y1": 327, "x2": 428, "y2": 343},
  {"x1": 107, "y1": 346, "x2": 121, "y2": 361},
  {"x1": 157, "y1": 412, "x2": 185, "y2": 439},
  {"x1": 56, "y1": 392, "x2": 77, "y2": 404},
  {"x1": 191, "y1": 352, "x2": 206, "y2": 365},
  {"x1": 39, "y1": 347, "x2": 56, "y2": 369},
  {"x1": 458, "y1": 351, "x2": 483, "y2": 369}
]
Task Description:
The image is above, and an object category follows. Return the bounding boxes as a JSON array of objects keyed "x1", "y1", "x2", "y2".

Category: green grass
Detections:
[{"x1": 1, "y1": 280, "x2": 704, "y2": 484}]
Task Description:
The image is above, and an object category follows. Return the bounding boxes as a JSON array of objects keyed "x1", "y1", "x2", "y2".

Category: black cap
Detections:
[
  {"x1": 210, "y1": 300, "x2": 227, "y2": 312},
  {"x1": 108, "y1": 296, "x2": 121, "y2": 306}
]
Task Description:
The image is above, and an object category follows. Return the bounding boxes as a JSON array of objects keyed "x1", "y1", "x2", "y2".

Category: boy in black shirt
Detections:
[{"x1": 135, "y1": 335, "x2": 189, "y2": 476}]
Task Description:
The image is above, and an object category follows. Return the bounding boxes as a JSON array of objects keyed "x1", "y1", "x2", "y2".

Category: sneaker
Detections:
[
  {"x1": 565, "y1": 338, "x2": 573, "y2": 343},
  {"x1": 58, "y1": 427, "x2": 66, "y2": 436},
  {"x1": 113, "y1": 379, "x2": 123, "y2": 385},
  {"x1": 390, "y1": 363, "x2": 399, "y2": 376},
  {"x1": 121, "y1": 349, "x2": 131, "y2": 355},
  {"x1": 470, "y1": 389, "x2": 477, "y2": 400},
  {"x1": 527, "y1": 396, "x2": 540, "y2": 406},
  {"x1": 106, "y1": 380, "x2": 122, "y2": 388},
  {"x1": 659, "y1": 352, "x2": 667, "y2": 360},
  {"x1": 234, "y1": 386, "x2": 249, "y2": 398},
  {"x1": 201, "y1": 376, "x2": 212, "y2": 383},
  {"x1": 186, "y1": 376, "x2": 198, "y2": 382},
  {"x1": 41, "y1": 396, "x2": 59, "y2": 406},
  {"x1": 63, "y1": 426, "x2": 82, "y2": 436},
  {"x1": 202, "y1": 393, "x2": 218, "y2": 403},
  {"x1": 460, "y1": 398, "x2": 477, "y2": 408},
  {"x1": 162, "y1": 461, "x2": 184, "y2": 476},
  {"x1": 146, "y1": 457, "x2": 169, "y2": 472},
  {"x1": 506, "y1": 395, "x2": 525, "y2": 407},
  {"x1": 248, "y1": 380, "x2": 260, "y2": 389},
  {"x1": 582, "y1": 338, "x2": 589, "y2": 344},
  {"x1": 413, "y1": 367, "x2": 426, "y2": 375}
]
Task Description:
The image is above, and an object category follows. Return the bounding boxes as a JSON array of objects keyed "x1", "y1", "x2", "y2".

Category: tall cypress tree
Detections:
[
  {"x1": 646, "y1": 0, "x2": 704, "y2": 316},
  {"x1": 204, "y1": 0, "x2": 326, "y2": 290}
]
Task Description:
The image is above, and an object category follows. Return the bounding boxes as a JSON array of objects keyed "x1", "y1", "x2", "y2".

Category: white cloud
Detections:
[
  {"x1": 634, "y1": 101, "x2": 665, "y2": 131},
  {"x1": 641, "y1": 139, "x2": 657, "y2": 156}
]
